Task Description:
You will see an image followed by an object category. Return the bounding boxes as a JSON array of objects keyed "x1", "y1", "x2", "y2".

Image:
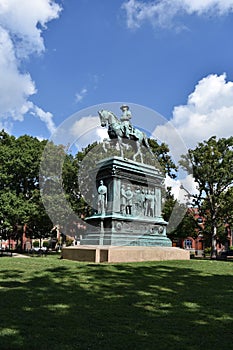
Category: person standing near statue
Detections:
[
  {"x1": 97, "y1": 180, "x2": 107, "y2": 215},
  {"x1": 120, "y1": 105, "x2": 132, "y2": 138}
]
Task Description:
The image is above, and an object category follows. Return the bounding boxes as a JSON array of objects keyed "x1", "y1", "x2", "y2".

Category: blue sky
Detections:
[{"x1": 1, "y1": 0, "x2": 233, "y2": 160}]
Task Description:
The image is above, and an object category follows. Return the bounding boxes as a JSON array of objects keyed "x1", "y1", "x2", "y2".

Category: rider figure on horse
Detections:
[{"x1": 120, "y1": 105, "x2": 133, "y2": 138}]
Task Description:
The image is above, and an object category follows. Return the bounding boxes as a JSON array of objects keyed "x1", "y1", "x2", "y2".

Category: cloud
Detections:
[
  {"x1": 75, "y1": 88, "x2": 88, "y2": 103},
  {"x1": 165, "y1": 174, "x2": 198, "y2": 204},
  {"x1": 0, "y1": 0, "x2": 62, "y2": 134},
  {"x1": 0, "y1": 27, "x2": 36, "y2": 120},
  {"x1": 31, "y1": 105, "x2": 56, "y2": 134},
  {"x1": 75, "y1": 74, "x2": 101, "y2": 103},
  {"x1": 0, "y1": 0, "x2": 61, "y2": 58},
  {"x1": 154, "y1": 73, "x2": 233, "y2": 158},
  {"x1": 70, "y1": 116, "x2": 108, "y2": 150},
  {"x1": 153, "y1": 73, "x2": 233, "y2": 200},
  {"x1": 122, "y1": 0, "x2": 233, "y2": 29}
]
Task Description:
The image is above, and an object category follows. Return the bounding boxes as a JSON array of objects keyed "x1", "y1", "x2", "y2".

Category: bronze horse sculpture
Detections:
[{"x1": 98, "y1": 109, "x2": 153, "y2": 163}]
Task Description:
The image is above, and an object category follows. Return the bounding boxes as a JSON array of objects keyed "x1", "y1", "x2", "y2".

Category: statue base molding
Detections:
[{"x1": 82, "y1": 214, "x2": 171, "y2": 246}]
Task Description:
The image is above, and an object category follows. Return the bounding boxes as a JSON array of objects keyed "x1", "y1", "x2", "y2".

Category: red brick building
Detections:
[{"x1": 171, "y1": 208, "x2": 233, "y2": 254}]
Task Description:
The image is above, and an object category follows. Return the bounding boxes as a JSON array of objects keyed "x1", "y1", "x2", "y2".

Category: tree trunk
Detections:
[{"x1": 211, "y1": 225, "x2": 217, "y2": 259}]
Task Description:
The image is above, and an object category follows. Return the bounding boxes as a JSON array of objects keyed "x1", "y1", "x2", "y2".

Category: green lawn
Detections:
[{"x1": 0, "y1": 255, "x2": 233, "y2": 350}]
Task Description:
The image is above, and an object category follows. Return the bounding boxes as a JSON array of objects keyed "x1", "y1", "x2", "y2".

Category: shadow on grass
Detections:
[{"x1": 0, "y1": 258, "x2": 233, "y2": 350}]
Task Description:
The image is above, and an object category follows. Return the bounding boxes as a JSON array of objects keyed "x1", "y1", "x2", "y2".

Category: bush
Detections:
[
  {"x1": 33, "y1": 240, "x2": 39, "y2": 248},
  {"x1": 43, "y1": 241, "x2": 49, "y2": 248},
  {"x1": 204, "y1": 247, "x2": 211, "y2": 255},
  {"x1": 229, "y1": 246, "x2": 233, "y2": 251}
]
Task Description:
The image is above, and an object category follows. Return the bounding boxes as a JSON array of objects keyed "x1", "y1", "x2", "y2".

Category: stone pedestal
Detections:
[
  {"x1": 62, "y1": 245, "x2": 190, "y2": 263},
  {"x1": 81, "y1": 156, "x2": 172, "y2": 247}
]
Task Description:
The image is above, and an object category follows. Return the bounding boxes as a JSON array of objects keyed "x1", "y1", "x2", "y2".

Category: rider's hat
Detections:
[{"x1": 120, "y1": 104, "x2": 129, "y2": 111}]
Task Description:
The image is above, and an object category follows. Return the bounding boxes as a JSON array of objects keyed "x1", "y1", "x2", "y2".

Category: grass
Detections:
[{"x1": 0, "y1": 255, "x2": 233, "y2": 350}]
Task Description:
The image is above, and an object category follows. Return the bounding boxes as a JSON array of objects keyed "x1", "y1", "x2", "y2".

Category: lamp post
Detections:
[
  {"x1": 0, "y1": 219, "x2": 3, "y2": 249},
  {"x1": 7, "y1": 229, "x2": 10, "y2": 250},
  {"x1": 196, "y1": 217, "x2": 204, "y2": 256}
]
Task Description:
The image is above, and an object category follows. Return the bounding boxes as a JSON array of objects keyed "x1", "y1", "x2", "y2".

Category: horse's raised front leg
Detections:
[
  {"x1": 118, "y1": 137, "x2": 124, "y2": 158},
  {"x1": 133, "y1": 141, "x2": 143, "y2": 163}
]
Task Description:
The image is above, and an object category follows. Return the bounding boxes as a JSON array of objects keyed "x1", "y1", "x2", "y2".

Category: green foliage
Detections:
[
  {"x1": 40, "y1": 141, "x2": 90, "y2": 226},
  {"x1": 162, "y1": 186, "x2": 176, "y2": 222},
  {"x1": 0, "y1": 131, "x2": 53, "y2": 241},
  {"x1": 42, "y1": 241, "x2": 49, "y2": 248},
  {"x1": 162, "y1": 187, "x2": 197, "y2": 239},
  {"x1": 33, "y1": 240, "x2": 39, "y2": 247},
  {"x1": 180, "y1": 136, "x2": 233, "y2": 256},
  {"x1": 204, "y1": 247, "x2": 211, "y2": 255},
  {"x1": 180, "y1": 136, "x2": 233, "y2": 205},
  {"x1": 148, "y1": 138, "x2": 177, "y2": 178},
  {"x1": 168, "y1": 209, "x2": 198, "y2": 239}
]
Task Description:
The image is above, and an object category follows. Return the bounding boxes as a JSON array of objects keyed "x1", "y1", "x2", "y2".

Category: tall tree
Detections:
[
  {"x1": 179, "y1": 136, "x2": 233, "y2": 258},
  {"x1": 148, "y1": 139, "x2": 177, "y2": 178},
  {"x1": 0, "y1": 131, "x2": 52, "y2": 247},
  {"x1": 162, "y1": 187, "x2": 198, "y2": 244},
  {"x1": 39, "y1": 141, "x2": 73, "y2": 228}
]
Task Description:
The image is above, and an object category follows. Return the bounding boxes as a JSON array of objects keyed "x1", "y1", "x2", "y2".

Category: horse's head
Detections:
[
  {"x1": 98, "y1": 109, "x2": 119, "y2": 129},
  {"x1": 98, "y1": 109, "x2": 107, "y2": 127}
]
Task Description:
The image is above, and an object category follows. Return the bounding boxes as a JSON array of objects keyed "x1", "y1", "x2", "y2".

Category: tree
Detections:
[
  {"x1": 39, "y1": 141, "x2": 75, "y2": 229},
  {"x1": 148, "y1": 139, "x2": 177, "y2": 178},
  {"x1": 179, "y1": 136, "x2": 233, "y2": 258},
  {"x1": 0, "y1": 131, "x2": 52, "y2": 248},
  {"x1": 162, "y1": 187, "x2": 198, "y2": 244}
]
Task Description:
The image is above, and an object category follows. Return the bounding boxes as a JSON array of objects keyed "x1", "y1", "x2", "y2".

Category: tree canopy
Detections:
[{"x1": 180, "y1": 136, "x2": 233, "y2": 257}]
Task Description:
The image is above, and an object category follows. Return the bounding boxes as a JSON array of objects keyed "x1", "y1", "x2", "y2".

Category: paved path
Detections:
[{"x1": 12, "y1": 253, "x2": 30, "y2": 258}]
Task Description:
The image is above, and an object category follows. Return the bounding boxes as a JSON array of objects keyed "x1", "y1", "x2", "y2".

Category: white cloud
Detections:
[
  {"x1": 0, "y1": 0, "x2": 61, "y2": 58},
  {"x1": 165, "y1": 174, "x2": 198, "y2": 203},
  {"x1": 96, "y1": 127, "x2": 109, "y2": 141},
  {"x1": 153, "y1": 73, "x2": 233, "y2": 200},
  {"x1": 70, "y1": 116, "x2": 108, "y2": 150},
  {"x1": 71, "y1": 116, "x2": 100, "y2": 138},
  {"x1": 122, "y1": 0, "x2": 233, "y2": 29},
  {"x1": 32, "y1": 105, "x2": 56, "y2": 134},
  {"x1": 75, "y1": 88, "x2": 88, "y2": 103},
  {"x1": 154, "y1": 73, "x2": 233, "y2": 159},
  {"x1": 0, "y1": 27, "x2": 36, "y2": 120},
  {"x1": 0, "y1": 0, "x2": 62, "y2": 134}
]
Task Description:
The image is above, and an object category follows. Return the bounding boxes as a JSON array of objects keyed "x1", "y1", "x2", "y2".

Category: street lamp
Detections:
[{"x1": 0, "y1": 219, "x2": 4, "y2": 250}]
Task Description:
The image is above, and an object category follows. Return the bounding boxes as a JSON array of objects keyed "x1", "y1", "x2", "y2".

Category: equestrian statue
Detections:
[{"x1": 98, "y1": 105, "x2": 153, "y2": 163}]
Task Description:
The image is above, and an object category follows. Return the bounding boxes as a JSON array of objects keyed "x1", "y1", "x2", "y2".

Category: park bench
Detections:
[
  {"x1": 0, "y1": 249, "x2": 13, "y2": 257},
  {"x1": 28, "y1": 248, "x2": 48, "y2": 257},
  {"x1": 218, "y1": 250, "x2": 233, "y2": 260}
]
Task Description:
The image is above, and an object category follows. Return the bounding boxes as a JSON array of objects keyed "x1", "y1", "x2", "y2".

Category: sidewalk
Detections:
[{"x1": 12, "y1": 253, "x2": 30, "y2": 258}]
